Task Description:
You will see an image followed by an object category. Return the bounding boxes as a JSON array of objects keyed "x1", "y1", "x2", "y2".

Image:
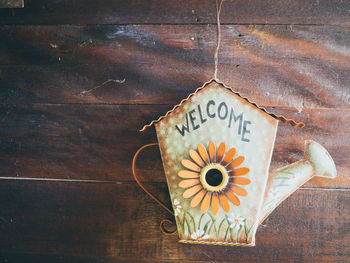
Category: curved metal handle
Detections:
[{"x1": 132, "y1": 143, "x2": 177, "y2": 235}]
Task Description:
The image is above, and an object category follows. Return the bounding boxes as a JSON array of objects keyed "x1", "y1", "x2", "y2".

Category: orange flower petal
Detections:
[
  {"x1": 189, "y1": 149, "x2": 205, "y2": 167},
  {"x1": 211, "y1": 194, "x2": 219, "y2": 215},
  {"x1": 208, "y1": 141, "x2": 216, "y2": 162},
  {"x1": 181, "y1": 159, "x2": 201, "y2": 172},
  {"x1": 178, "y1": 170, "x2": 200, "y2": 179},
  {"x1": 201, "y1": 193, "x2": 211, "y2": 213},
  {"x1": 178, "y1": 179, "x2": 200, "y2": 189},
  {"x1": 198, "y1": 144, "x2": 209, "y2": 163},
  {"x1": 219, "y1": 194, "x2": 230, "y2": 213},
  {"x1": 225, "y1": 191, "x2": 240, "y2": 206},
  {"x1": 217, "y1": 142, "x2": 226, "y2": 163},
  {"x1": 222, "y1": 147, "x2": 236, "y2": 165},
  {"x1": 190, "y1": 190, "x2": 206, "y2": 207},
  {"x1": 232, "y1": 177, "x2": 251, "y2": 185},
  {"x1": 232, "y1": 167, "x2": 250, "y2": 176},
  {"x1": 229, "y1": 156, "x2": 245, "y2": 169},
  {"x1": 231, "y1": 185, "x2": 248, "y2": 196},
  {"x1": 183, "y1": 185, "x2": 202, "y2": 198}
]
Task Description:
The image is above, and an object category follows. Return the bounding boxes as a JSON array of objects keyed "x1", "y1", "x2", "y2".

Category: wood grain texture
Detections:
[
  {"x1": 0, "y1": 103, "x2": 349, "y2": 188},
  {"x1": 1, "y1": 25, "x2": 349, "y2": 109},
  {"x1": 0, "y1": 0, "x2": 349, "y2": 25},
  {"x1": 0, "y1": 180, "x2": 348, "y2": 262},
  {"x1": 0, "y1": 1, "x2": 349, "y2": 262}
]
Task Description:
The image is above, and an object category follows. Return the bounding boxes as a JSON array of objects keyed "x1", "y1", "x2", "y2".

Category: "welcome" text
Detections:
[{"x1": 175, "y1": 100, "x2": 252, "y2": 142}]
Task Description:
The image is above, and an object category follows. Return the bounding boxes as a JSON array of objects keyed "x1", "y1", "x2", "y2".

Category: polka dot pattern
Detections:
[{"x1": 155, "y1": 82, "x2": 278, "y2": 243}]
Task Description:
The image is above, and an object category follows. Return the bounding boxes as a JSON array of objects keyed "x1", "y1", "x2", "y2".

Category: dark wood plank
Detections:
[
  {"x1": 0, "y1": 180, "x2": 348, "y2": 262},
  {"x1": 0, "y1": 253, "x2": 117, "y2": 263},
  {"x1": 0, "y1": 103, "x2": 348, "y2": 188},
  {"x1": 0, "y1": 1, "x2": 347, "y2": 263},
  {"x1": 0, "y1": 0, "x2": 349, "y2": 25},
  {"x1": 1, "y1": 25, "x2": 349, "y2": 108}
]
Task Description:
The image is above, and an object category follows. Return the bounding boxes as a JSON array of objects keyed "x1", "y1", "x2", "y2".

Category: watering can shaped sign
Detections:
[{"x1": 136, "y1": 80, "x2": 336, "y2": 247}]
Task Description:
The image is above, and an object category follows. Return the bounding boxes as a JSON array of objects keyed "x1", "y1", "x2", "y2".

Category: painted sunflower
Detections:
[{"x1": 178, "y1": 141, "x2": 251, "y2": 215}]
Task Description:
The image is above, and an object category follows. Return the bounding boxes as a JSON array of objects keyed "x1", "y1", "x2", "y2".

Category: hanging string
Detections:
[
  {"x1": 132, "y1": 0, "x2": 229, "y2": 236},
  {"x1": 213, "y1": 0, "x2": 224, "y2": 81}
]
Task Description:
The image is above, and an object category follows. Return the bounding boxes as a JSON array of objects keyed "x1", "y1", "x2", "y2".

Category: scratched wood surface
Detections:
[
  {"x1": 0, "y1": 1, "x2": 349, "y2": 262},
  {"x1": 0, "y1": 0, "x2": 349, "y2": 25},
  {"x1": 0, "y1": 181, "x2": 349, "y2": 262}
]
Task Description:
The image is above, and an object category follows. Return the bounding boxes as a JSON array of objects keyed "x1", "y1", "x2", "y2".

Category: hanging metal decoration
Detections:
[{"x1": 132, "y1": 0, "x2": 336, "y2": 246}]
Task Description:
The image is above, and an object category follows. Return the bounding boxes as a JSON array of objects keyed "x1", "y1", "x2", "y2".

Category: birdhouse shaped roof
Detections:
[
  {"x1": 140, "y1": 79, "x2": 303, "y2": 132},
  {"x1": 141, "y1": 80, "x2": 302, "y2": 246}
]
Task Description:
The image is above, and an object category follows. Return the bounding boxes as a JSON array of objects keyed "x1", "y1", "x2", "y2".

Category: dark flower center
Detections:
[{"x1": 205, "y1": 168, "x2": 223, "y2": 187}]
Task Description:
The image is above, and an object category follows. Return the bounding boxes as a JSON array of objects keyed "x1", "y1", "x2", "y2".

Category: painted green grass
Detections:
[{"x1": 177, "y1": 211, "x2": 253, "y2": 243}]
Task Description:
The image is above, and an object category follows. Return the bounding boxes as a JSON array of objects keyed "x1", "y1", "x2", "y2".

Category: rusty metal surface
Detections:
[{"x1": 155, "y1": 81, "x2": 278, "y2": 245}]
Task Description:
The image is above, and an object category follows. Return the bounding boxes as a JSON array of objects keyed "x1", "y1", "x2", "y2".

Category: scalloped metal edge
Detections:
[{"x1": 139, "y1": 79, "x2": 305, "y2": 132}]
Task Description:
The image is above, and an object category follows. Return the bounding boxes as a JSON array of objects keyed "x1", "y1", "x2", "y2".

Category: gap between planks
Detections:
[{"x1": 0, "y1": 176, "x2": 348, "y2": 191}]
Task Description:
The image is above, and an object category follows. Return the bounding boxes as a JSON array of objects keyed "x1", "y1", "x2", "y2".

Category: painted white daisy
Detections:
[
  {"x1": 227, "y1": 215, "x2": 245, "y2": 229},
  {"x1": 288, "y1": 172, "x2": 297, "y2": 181},
  {"x1": 173, "y1": 198, "x2": 182, "y2": 216},
  {"x1": 267, "y1": 187, "x2": 280, "y2": 200},
  {"x1": 191, "y1": 230, "x2": 209, "y2": 241}
]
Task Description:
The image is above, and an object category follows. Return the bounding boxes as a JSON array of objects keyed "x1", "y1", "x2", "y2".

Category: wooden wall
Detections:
[{"x1": 0, "y1": 1, "x2": 349, "y2": 262}]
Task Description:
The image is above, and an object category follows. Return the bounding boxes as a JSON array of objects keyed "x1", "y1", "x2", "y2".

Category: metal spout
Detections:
[{"x1": 258, "y1": 140, "x2": 336, "y2": 225}]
